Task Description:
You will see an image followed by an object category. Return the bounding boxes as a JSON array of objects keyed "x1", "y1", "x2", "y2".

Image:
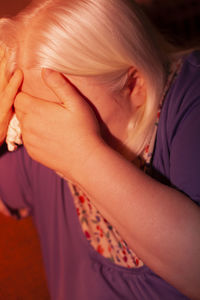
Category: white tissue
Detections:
[
  {"x1": 6, "y1": 114, "x2": 65, "y2": 178},
  {"x1": 6, "y1": 114, "x2": 22, "y2": 151}
]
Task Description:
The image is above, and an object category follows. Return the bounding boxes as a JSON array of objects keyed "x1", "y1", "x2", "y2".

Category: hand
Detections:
[
  {"x1": 0, "y1": 198, "x2": 30, "y2": 219},
  {"x1": 0, "y1": 197, "x2": 11, "y2": 217},
  {"x1": 14, "y1": 69, "x2": 103, "y2": 182},
  {"x1": 0, "y1": 45, "x2": 23, "y2": 146}
]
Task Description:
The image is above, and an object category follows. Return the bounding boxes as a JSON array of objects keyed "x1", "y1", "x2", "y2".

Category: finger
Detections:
[
  {"x1": 15, "y1": 91, "x2": 59, "y2": 121},
  {"x1": 0, "y1": 198, "x2": 11, "y2": 217},
  {"x1": 0, "y1": 45, "x2": 6, "y2": 61},
  {"x1": 0, "y1": 57, "x2": 8, "y2": 91},
  {"x1": 19, "y1": 208, "x2": 30, "y2": 218},
  {"x1": 15, "y1": 92, "x2": 45, "y2": 115},
  {"x1": 2, "y1": 69, "x2": 23, "y2": 109},
  {"x1": 14, "y1": 92, "x2": 32, "y2": 123},
  {"x1": 0, "y1": 46, "x2": 12, "y2": 90},
  {"x1": 42, "y1": 68, "x2": 83, "y2": 110}
]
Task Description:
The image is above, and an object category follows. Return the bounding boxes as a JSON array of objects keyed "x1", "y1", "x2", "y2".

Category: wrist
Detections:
[
  {"x1": 60, "y1": 136, "x2": 109, "y2": 184},
  {"x1": 71, "y1": 137, "x2": 122, "y2": 188}
]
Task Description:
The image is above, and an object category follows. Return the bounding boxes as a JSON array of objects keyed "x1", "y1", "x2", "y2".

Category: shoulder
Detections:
[
  {"x1": 175, "y1": 50, "x2": 200, "y2": 97},
  {"x1": 172, "y1": 50, "x2": 200, "y2": 100},
  {"x1": 161, "y1": 51, "x2": 200, "y2": 145},
  {"x1": 186, "y1": 50, "x2": 200, "y2": 67},
  {"x1": 154, "y1": 51, "x2": 200, "y2": 203}
]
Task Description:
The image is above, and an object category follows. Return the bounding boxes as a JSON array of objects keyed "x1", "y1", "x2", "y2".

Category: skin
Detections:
[
  {"x1": 13, "y1": 66, "x2": 145, "y2": 181},
  {"x1": 19, "y1": 67, "x2": 143, "y2": 157},
  {"x1": 0, "y1": 46, "x2": 200, "y2": 299}
]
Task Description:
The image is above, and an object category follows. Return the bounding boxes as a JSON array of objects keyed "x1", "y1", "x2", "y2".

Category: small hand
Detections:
[
  {"x1": 0, "y1": 198, "x2": 30, "y2": 219},
  {"x1": 0, "y1": 197, "x2": 11, "y2": 217},
  {"x1": 15, "y1": 69, "x2": 103, "y2": 181},
  {"x1": 0, "y1": 45, "x2": 23, "y2": 146}
]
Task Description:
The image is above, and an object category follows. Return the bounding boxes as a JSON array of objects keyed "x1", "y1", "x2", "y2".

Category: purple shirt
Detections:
[{"x1": 1, "y1": 51, "x2": 200, "y2": 300}]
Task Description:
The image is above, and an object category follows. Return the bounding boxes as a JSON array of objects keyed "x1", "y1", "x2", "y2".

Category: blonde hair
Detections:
[{"x1": 0, "y1": 0, "x2": 169, "y2": 156}]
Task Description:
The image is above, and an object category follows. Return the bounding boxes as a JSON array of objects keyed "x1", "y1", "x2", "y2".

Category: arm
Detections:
[{"x1": 75, "y1": 139, "x2": 200, "y2": 300}]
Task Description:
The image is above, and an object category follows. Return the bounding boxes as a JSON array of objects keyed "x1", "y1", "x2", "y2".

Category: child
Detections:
[{"x1": 0, "y1": 1, "x2": 199, "y2": 299}]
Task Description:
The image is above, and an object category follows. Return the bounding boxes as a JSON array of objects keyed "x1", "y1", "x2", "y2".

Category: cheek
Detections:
[
  {"x1": 94, "y1": 94, "x2": 125, "y2": 122},
  {"x1": 95, "y1": 98, "x2": 128, "y2": 135},
  {"x1": 95, "y1": 94, "x2": 133, "y2": 140},
  {"x1": 90, "y1": 95, "x2": 118, "y2": 124}
]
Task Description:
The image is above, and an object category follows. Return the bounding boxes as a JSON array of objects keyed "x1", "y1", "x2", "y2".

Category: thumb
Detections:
[{"x1": 41, "y1": 68, "x2": 82, "y2": 109}]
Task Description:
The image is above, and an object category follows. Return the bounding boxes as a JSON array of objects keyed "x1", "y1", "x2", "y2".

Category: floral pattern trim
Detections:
[{"x1": 70, "y1": 184, "x2": 143, "y2": 268}]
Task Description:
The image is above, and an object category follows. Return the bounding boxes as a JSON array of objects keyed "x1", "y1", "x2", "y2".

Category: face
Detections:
[{"x1": 21, "y1": 68, "x2": 134, "y2": 153}]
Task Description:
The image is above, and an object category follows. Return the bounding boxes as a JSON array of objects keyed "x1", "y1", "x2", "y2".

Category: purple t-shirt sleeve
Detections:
[
  {"x1": 0, "y1": 146, "x2": 33, "y2": 211},
  {"x1": 153, "y1": 51, "x2": 200, "y2": 206},
  {"x1": 170, "y1": 100, "x2": 200, "y2": 205}
]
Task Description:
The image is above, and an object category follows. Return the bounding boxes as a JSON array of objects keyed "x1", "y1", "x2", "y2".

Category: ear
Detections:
[{"x1": 124, "y1": 68, "x2": 146, "y2": 109}]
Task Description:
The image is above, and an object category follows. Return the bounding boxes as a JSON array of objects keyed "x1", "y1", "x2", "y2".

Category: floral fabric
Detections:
[{"x1": 70, "y1": 184, "x2": 143, "y2": 268}]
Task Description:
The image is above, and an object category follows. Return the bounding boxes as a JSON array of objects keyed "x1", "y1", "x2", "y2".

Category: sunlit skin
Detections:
[
  {"x1": 21, "y1": 68, "x2": 133, "y2": 147},
  {"x1": 19, "y1": 66, "x2": 145, "y2": 159}
]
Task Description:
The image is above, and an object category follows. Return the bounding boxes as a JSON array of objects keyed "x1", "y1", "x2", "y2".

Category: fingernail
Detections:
[
  {"x1": 42, "y1": 68, "x2": 54, "y2": 76},
  {"x1": 0, "y1": 44, "x2": 5, "y2": 59}
]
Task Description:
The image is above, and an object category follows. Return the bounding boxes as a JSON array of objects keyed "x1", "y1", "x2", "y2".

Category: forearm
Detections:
[{"x1": 70, "y1": 141, "x2": 200, "y2": 299}]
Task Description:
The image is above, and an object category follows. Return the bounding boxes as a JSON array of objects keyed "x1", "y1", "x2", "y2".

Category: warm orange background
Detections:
[{"x1": 0, "y1": 0, "x2": 31, "y2": 17}]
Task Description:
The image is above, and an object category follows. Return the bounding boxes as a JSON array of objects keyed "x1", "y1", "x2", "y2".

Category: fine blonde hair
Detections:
[{"x1": 0, "y1": 0, "x2": 169, "y2": 156}]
